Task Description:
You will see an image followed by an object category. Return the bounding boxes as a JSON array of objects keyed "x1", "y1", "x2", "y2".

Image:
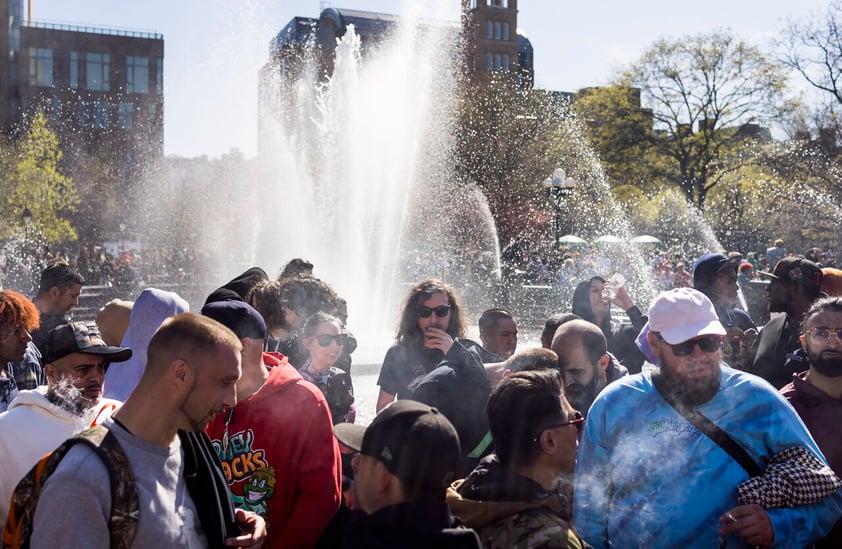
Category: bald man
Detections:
[{"x1": 552, "y1": 319, "x2": 628, "y2": 416}]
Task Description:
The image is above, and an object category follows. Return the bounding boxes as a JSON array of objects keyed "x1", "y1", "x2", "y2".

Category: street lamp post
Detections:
[{"x1": 541, "y1": 168, "x2": 578, "y2": 245}]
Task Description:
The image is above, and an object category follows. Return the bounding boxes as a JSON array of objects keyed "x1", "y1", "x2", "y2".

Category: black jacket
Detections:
[
  {"x1": 571, "y1": 279, "x2": 648, "y2": 374},
  {"x1": 411, "y1": 339, "x2": 498, "y2": 478},
  {"x1": 341, "y1": 499, "x2": 481, "y2": 549}
]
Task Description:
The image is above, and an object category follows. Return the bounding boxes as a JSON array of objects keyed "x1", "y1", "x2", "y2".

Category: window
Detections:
[
  {"x1": 126, "y1": 56, "x2": 149, "y2": 94},
  {"x1": 494, "y1": 22, "x2": 501, "y2": 40},
  {"x1": 503, "y1": 22, "x2": 510, "y2": 41},
  {"x1": 70, "y1": 51, "x2": 79, "y2": 89},
  {"x1": 76, "y1": 100, "x2": 89, "y2": 127},
  {"x1": 28, "y1": 48, "x2": 53, "y2": 87},
  {"x1": 486, "y1": 21, "x2": 493, "y2": 39},
  {"x1": 94, "y1": 101, "x2": 110, "y2": 129},
  {"x1": 118, "y1": 102, "x2": 134, "y2": 129},
  {"x1": 495, "y1": 54, "x2": 501, "y2": 71},
  {"x1": 86, "y1": 53, "x2": 110, "y2": 91},
  {"x1": 486, "y1": 53, "x2": 493, "y2": 71},
  {"x1": 502, "y1": 55, "x2": 510, "y2": 71},
  {"x1": 155, "y1": 58, "x2": 163, "y2": 94}
]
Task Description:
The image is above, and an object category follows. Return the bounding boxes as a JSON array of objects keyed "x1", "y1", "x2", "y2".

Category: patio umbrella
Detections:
[
  {"x1": 557, "y1": 234, "x2": 588, "y2": 246},
  {"x1": 594, "y1": 235, "x2": 623, "y2": 244},
  {"x1": 630, "y1": 235, "x2": 662, "y2": 245}
]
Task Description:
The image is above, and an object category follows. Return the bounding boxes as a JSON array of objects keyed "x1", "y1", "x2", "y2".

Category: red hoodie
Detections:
[{"x1": 207, "y1": 352, "x2": 341, "y2": 547}]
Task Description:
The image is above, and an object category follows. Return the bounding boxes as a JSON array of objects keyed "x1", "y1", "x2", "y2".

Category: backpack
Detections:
[
  {"x1": 2, "y1": 425, "x2": 139, "y2": 549},
  {"x1": 323, "y1": 370, "x2": 355, "y2": 423}
]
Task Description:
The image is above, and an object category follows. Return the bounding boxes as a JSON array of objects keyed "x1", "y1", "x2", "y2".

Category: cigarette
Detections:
[{"x1": 726, "y1": 513, "x2": 737, "y2": 524}]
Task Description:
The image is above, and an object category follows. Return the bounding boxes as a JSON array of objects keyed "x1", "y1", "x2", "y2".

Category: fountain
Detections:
[{"x1": 127, "y1": 1, "x2": 742, "y2": 365}]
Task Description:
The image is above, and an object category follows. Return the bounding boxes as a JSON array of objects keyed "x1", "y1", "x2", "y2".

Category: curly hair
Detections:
[
  {"x1": 278, "y1": 276, "x2": 341, "y2": 320},
  {"x1": 0, "y1": 290, "x2": 40, "y2": 332},
  {"x1": 246, "y1": 280, "x2": 285, "y2": 331},
  {"x1": 396, "y1": 279, "x2": 466, "y2": 345}
]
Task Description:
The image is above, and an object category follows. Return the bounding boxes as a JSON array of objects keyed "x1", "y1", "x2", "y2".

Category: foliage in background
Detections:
[{"x1": 0, "y1": 111, "x2": 78, "y2": 242}]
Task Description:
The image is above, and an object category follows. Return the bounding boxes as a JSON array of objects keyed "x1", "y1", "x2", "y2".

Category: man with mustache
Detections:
[
  {"x1": 781, "y1": 296, "x2": 842, "y2": 547},
  {"x1": 0, "y1": 321, "x2": 131, "y2": 520},
  {"x1": 552, "y1": 319, "x2": 627, "y2": 417},
  {"x1": 574, "y1": 288, "x2": 842, "y2": 548}
]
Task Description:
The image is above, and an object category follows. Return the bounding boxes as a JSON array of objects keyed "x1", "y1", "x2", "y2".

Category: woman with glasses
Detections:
[
  {"x1": 300, "y1": 312, "x2": 355, "y2": 424},
  {"x1": 375, "y1": 279, "x2": 468, "y2": 413}
]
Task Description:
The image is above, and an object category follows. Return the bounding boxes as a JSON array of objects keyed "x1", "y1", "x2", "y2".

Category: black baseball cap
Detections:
[
  {"x1": 759, "y1": 257, "x2": 823, "y2": 291},
  {"x1": 43, "y1": 322, "x2": 132, "y2": 364},
  {"x1": 334, "y1": 400, "x2": 460, "y2": 494}
]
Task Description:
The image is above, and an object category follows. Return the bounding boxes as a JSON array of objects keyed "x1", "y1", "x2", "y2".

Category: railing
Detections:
[{"x1": 23, "y1": 20, "x2": 163, "y2": 40}]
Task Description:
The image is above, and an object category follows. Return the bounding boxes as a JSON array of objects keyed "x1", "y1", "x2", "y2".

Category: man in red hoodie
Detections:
[{"x1": 203, "y1": 299, "x2": 341, "y2": 547}]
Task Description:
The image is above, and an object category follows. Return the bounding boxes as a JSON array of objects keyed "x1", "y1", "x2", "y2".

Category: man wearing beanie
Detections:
[
  {"x1": 202, "y1": 300, "x2": 341, "y2": 548},
  {"x1": 334, "y1": 400, "x2": 481, "y2": 548},
  {"x1": 753, "y1": 257, "x2": 825, "y2": 388},
  {"x1": 692, "y1": 253, "x2": 757, "y2": 370},
  {"x1": 574, "y1": 287, "x2": 842, "y2": 548}
]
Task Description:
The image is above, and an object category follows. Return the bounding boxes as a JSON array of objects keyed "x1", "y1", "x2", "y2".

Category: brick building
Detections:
[{"x1": 0, "y1": 0, "x2": 164, "y2": 177}]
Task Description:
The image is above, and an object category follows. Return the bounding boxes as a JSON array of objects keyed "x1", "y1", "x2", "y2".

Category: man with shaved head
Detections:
[{"x1": 552, "y1": 319, "x2": 627, "y2": 416}]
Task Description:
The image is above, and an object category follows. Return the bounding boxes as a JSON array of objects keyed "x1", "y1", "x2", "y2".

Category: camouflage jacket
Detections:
[{"x1": 447, "y1": 455, "x2": 589, "y2": 549}]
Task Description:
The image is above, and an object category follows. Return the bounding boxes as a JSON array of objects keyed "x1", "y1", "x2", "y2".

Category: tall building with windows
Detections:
[
  {"x1": 258, "y1": 4, "x2": 534, "y2": 155},
  {"x1": 461, "y1": 0, "x2": 532, "y2": 89},
  {"x1": 0, "y1": 0, "x2": 164, "y2": 177}
]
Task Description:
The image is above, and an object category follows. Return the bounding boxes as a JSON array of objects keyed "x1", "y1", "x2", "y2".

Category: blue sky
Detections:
[{"x1": 35, "y1": 0, "x2": 832, "y2": 158}]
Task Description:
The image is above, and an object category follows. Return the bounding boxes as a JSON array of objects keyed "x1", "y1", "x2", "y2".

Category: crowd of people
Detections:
[{"x1": 0, "y1": 239, "x2": 840, "y2": 548}]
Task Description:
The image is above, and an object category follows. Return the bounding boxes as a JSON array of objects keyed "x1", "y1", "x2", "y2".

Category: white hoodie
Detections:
[{"x1": 0, "y1": 388, "x2": 120, "y2": 519}]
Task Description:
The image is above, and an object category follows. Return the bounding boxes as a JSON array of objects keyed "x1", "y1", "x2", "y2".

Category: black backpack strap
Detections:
[
  {"x1": 178, "y1": 430, "x2": 238, "y2": 549},
  {"x1": 652, "y1": 372, "x2": 763, "y2": 477}
]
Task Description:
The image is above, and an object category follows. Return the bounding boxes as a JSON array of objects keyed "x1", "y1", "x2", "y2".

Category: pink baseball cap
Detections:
[{"x1": 647, "y1": 287, "x2": 726, "y2": 344}]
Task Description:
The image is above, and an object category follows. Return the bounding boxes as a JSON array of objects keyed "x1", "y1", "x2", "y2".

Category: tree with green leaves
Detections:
[
  {"x1": 454, "y1": 74, "x2": 603, "y2": 248},
  {"x1": 620, "y1": 30, "x2": 791, "y2": 210},
  {"x1": 0, "y1": 111, "x2": 79, "y2": 242}
]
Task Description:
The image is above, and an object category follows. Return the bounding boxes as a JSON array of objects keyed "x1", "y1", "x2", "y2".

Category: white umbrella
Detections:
[
  {"x1": 557, "y1": 234, "x2": 588, "y2": 245},
  {"x1": 630, "y1": 235, "x2": 662, "y2": 245},
  {"x1": 594, "y1": 235, "x2": 623, "y2": 244}
]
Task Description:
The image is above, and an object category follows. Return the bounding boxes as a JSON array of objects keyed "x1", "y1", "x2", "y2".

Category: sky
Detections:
[{"x1": 34, "y1": 0, "x2": 833, "y2": 159}]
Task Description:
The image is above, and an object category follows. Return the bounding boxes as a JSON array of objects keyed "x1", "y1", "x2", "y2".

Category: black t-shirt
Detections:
[{"x1": 377, "y1": 343, "x2": 444, "y2": 399}]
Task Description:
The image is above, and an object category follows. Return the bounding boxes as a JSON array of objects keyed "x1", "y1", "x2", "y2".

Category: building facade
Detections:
[
  {"x1": 258, "y1": 4, "x2": 534, "y2": 155},
  {"x1": 1, "y1": 0, "x2": 164, "y2": 176}
]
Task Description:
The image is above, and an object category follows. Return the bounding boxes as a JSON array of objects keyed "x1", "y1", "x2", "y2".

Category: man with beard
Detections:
[
  {"x1": 574, "y1": 287, "x2": 842, "y2": 548},
  {"x1": 0, "y1": 322, "x2": 131, "y2": 520},
  {"x1": 30, "y1": 263, "x2": 85, "y2": 352},
  {"x1": 781, "y1": 296, "x2": 842, "y2": 547},
  {"x1": 692, "y1": 253, "x2": 757, "y2": 370},
  {"x1": 552, "y1": 319, "x2": 627, "y2": 417},
  {"x1": 752, "y1": 257, "x2": 824, "y2": 388},
  {"x1": 378, "y1": 279, "x2": 481, "y2": 412}
]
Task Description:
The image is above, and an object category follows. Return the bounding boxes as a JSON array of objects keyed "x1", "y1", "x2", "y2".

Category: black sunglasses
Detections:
[
  {"x1": 659, "y1": 334, "x2": 723, "y2": 357},
  {"x1": 418, "y1": 305, "x2": 451, "y2": 318},
  {"x1": 534, "y1": 410, "x2": 585, "y2": 441},
  {"x1": 315, "y1": 334, "x2": 347, "y2": 347}
]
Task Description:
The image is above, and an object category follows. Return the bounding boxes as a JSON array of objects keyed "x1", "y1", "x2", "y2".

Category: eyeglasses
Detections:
[
  {"x1": 534, "y1": 411, "x2": 585, "y2": 441},
  {"x1": 659, "y1": 334, "x2": 723, "y2": 356},
  {"x1": 806, "y1": 328, "x2": 842, "y2": 344},
  {"x1": 418, "y1": 305, "x2": 451, "y2": 318},
  {"x1": 315, "y1": 334, "x2": 347, "y2": 347}
]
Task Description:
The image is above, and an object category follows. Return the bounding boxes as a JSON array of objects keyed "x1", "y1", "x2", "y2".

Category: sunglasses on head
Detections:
[
  {"x1": 660, "y1": 334, "x2": 723, "y2": 356},
  {"x1": 534, "y1": 410, "x2": 585, "y2": 441},
  {"x1": 315, "y1": 334, "x2": 347, "y2": 347},
  {"x1": 418, "y1": 305, "x2": 451, "y2": 318}
]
